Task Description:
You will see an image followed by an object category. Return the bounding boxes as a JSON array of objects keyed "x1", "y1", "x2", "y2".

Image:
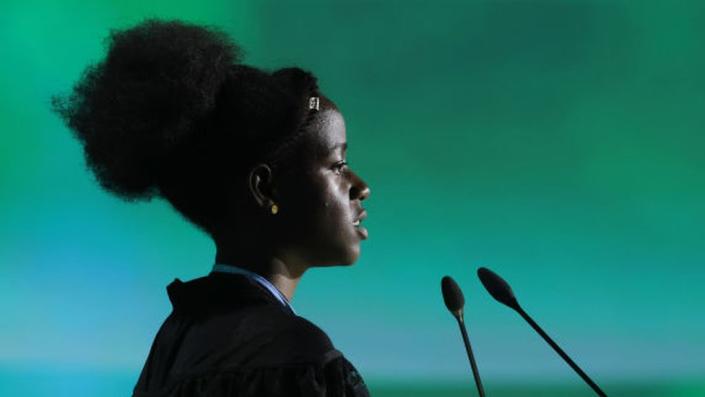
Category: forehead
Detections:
[{"x1": 304, "y1": 108, "x2": 347, "y2": 155}]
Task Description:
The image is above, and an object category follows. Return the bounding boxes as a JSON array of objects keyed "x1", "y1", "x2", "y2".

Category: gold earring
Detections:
[{"x1": 270, "y1": 203, "x2": 279, "y2": 215}]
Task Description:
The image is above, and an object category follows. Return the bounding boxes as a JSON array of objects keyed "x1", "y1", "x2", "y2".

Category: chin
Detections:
[
  {"x1": 341, "y1": 243, "x2": 361, "y2": 265},
  {"x1": 318, "y1": 245, "x2": 360, "y2": 267},
  {"x1": 339, "y1": 252, "x2": 359, "y2": 266}
]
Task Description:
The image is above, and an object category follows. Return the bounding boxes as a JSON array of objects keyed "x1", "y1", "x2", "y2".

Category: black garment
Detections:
[{"x1": 133, "y1": 273, "x2": 370, "y2": 397}]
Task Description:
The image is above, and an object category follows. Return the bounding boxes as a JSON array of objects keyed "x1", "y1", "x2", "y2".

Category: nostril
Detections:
[
  {"x1": 349, "y1": 171, "x2": 370, "y2": 200},
  {"x1": 350, "y1": 184, "x2": 370, "y2": 201}
]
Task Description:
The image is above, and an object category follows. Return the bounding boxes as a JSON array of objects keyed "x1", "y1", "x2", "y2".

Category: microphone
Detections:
[
  {"x1": 441, "y1": 276, "x2": 486, "y2": 397},
  {"x1": 477, "y1": 267, "x2": 607, "y2": 397}
]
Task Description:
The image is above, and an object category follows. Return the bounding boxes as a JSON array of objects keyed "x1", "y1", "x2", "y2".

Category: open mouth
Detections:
[
  {"x1": 353, "y1": 210, "x2": 368, "y2": 239},
  {"x1": 353, "y1": 210, "x2": 367, "y2": 227}
]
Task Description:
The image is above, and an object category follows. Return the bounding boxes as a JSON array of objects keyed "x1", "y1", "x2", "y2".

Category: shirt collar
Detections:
[{"x1": 210, "y1": 264, "x2": 296, "y2": 314}]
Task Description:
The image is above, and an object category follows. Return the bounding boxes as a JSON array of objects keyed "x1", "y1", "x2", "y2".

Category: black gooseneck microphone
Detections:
[
  {"x1": 441, "y1": 276, "x2": 486, "y2": 397},
  {"x1": 477, "y1": 267, "x2": 607, "y2": 397}
]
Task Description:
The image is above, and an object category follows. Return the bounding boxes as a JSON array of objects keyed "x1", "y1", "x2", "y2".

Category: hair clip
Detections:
[{"x1": 309, "y1": 97, "x2": 320, "y2": 111}]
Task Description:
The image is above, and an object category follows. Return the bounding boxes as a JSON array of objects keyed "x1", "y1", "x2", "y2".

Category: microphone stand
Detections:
[
  {"x1": 454, "y1": 312, "x2": 486, "y2": 397},
  {"x1": 515, "y1": 306, "x2": 607, "y2": 397}
]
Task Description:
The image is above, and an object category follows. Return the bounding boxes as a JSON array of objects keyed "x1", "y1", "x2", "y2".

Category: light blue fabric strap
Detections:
[{"x1": 211, "y1": 264, "x2": 296, "y2": 314}]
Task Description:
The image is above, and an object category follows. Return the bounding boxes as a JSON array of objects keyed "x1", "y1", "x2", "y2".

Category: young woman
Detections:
[{"x1": 54, "y1": 19, "x2": 371, "y2": 397}]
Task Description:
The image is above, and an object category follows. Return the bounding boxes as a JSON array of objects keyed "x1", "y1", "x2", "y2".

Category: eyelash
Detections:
[{"x1": 333, "y1": 161, "x2": 348, "y2": 174}]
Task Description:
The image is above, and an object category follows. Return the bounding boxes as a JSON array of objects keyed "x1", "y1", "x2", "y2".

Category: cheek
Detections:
[
  {"x1": 284, "y1": 177, "x2": 344, "y2": 231},
  {"x1": 280, "y1": 174, "x2": 358, "y2": 264},
  {"x1": 311, "y1": 182, "x2": 359, "y2": 255},
  {"x1": 319, "y1": 181, "x2": 352, "y2": 224}
]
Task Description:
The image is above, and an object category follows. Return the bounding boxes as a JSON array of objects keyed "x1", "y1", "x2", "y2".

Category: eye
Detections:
[{"x1": 332, "y1": 160, "x2": 348, "y2": 174}]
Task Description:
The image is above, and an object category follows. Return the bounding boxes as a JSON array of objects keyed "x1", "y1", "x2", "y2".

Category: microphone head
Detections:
[
  {"x1": 441, "y1": 276, "x2": 465, "y2": 316},
  {"x1": 477, "y1": 267, "x2": 520, "y2": 310}
]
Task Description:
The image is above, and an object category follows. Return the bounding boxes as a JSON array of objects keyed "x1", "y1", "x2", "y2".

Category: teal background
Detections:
[{"x1": 2, "y1": 0, "x2": 705, "y2": 395}]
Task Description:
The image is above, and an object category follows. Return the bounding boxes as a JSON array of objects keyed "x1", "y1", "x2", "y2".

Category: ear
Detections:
[{"x1": 248, "y1": 163, "x2": 275, "y2": 208}]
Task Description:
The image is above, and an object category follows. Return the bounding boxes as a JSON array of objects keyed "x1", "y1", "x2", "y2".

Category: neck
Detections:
[{"x1": 215, "y1": 246, "x2": 307, "y2": 301}]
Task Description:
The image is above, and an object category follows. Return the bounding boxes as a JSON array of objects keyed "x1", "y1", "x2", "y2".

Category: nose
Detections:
[{"x1": 350, "y1": 171, "x2": 370, "y2": 201}]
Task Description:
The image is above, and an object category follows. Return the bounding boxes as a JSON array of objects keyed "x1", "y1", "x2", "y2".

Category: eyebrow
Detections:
[
  {"x1": 315, "y1": 142, "x2": 347, "y2": 159},
  {"x1": 332, "y1": 142, "x2": 347, "y2": 151}
]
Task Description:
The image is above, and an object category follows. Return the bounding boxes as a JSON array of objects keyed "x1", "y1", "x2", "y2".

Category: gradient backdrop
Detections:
[{"x1": 2, "y1": 1, "x2": 704, "y2": 396}]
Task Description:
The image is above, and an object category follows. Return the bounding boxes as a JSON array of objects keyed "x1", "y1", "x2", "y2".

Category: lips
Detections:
[
  {"x1": 353, "y1": 210, "x2": 367, "y2": 225},
  {"x1": 353, "y1": 210, "x2": 368, "y2": 239}
]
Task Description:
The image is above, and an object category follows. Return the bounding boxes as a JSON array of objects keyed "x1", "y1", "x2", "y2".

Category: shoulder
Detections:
[
  {"x1": 164, "y1": 274, "x2": 339, "y2": 366},
  {"x1": 282, "y1": 314, "x2": 336, "y2": 356},
  {"x1": 242, "y1": 307, "x2": 339, "y2": 367}
]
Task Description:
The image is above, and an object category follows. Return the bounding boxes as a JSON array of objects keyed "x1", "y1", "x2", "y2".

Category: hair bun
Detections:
[{"x1": 53, "y1": 19, "x2": 241, "y2": 200}]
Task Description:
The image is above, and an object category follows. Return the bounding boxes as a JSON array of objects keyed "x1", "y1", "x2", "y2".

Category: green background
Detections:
[{"x1": 1, "y1": 0, "x2": 704, "y2": 396}]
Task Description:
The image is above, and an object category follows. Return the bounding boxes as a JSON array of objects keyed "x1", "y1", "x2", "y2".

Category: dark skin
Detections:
[{"x1": 215, "y1": 98, "x2": 370, "y2": 301}]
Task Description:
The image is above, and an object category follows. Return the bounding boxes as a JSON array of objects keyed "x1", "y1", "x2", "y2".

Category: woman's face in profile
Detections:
[{"x1": 276, "y1": 106, "x2": 370, "y2": 267}]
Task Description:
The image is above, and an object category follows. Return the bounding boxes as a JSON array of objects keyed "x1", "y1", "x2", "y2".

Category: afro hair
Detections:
[{"x1": 53, "y1": 19, "x2": 320, "y2": 234}]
